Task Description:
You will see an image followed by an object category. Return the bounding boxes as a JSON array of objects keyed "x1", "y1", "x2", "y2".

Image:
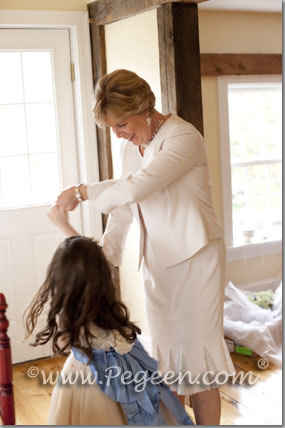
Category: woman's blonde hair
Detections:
[{"x1": 93, "y1": 69, "x2": 156, "y2": 127}]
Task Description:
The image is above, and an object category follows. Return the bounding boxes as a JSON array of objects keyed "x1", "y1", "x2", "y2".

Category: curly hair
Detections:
[{"x1": 24, "y1": 236, "x2": 141, "y2": 359}]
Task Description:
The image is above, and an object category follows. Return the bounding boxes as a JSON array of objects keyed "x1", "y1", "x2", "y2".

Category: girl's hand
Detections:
[
  {"x1": 47, "y1": 205, "x2": 80, "y2": 238},
  {"x1": 47, "y1": 204, "x2": 69, "y2": 228},
  {"x1": 56, "y1": 186, "x2": 79, "y2": 211}
]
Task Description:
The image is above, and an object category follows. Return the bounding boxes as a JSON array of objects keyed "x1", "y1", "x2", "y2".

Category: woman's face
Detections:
[{"x1": 104, "y1": 111, "x2": 150, "y2": 146}]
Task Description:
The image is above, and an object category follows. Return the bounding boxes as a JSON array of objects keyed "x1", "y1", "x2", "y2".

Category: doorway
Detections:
[{"x1": 0, "y1": 28, "x2": 82, "y2": 363}]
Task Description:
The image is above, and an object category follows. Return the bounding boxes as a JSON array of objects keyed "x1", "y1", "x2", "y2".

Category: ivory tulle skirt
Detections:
[
  {"x1": 47, "y1": 354, "x2": 180, "y2": 425},
  {"x1": 47, "y1": 355, "x2": 127, "y2": 425}
]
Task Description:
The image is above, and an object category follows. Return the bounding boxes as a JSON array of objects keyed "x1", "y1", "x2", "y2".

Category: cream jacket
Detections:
[{"x1": 87, "y1": 114, "x2": 223, "y2": 269}]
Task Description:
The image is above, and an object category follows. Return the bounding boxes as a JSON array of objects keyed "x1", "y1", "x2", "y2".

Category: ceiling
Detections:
[{"x1": 198, "y1": 0, "x2": 282, "y2": 13}]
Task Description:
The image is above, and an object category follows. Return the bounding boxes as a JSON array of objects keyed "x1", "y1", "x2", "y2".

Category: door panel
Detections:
[{"x1": 0, "y1": 29, "x2": 81, "y2": 363}]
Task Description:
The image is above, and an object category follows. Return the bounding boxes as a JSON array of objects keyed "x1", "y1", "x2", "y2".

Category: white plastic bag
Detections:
[{"x1": 224, "y1": 281, "x2": 282, "y2": 367}]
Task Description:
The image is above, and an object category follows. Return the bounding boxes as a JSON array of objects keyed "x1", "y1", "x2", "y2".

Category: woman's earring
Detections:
[{"x1": 146, "y1": 116, "x2": 151, "y2": 127}]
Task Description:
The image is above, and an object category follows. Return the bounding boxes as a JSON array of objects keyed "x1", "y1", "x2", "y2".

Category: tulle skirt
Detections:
[{"x1": 48, "y1": 353, "x2": 180, "y2": 425}]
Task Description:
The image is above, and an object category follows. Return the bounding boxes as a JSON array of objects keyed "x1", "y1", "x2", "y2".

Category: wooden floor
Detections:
[{"x1": 11, "y1": 352, "x2": 282, "y2": 425}]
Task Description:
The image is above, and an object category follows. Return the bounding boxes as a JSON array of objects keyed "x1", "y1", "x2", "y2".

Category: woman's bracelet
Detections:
[{"x1": 75, "y1": 183, "x2": 84, "y2": 202}]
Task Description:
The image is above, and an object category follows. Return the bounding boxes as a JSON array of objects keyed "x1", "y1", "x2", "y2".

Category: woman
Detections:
[{"x1": 56, "y1": 69, "x2": 235, "y2": 425}]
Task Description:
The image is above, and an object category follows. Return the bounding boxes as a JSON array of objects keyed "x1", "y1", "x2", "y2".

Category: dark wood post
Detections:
[
  {"x1": 88, "y1": 23, "x2": 113, "y2": 183},
  {"x1": 157, "y1": 2, "x2": 204, "y2": 135},
  {"x1": 88, "y1": 21, "x2": 112, "y2": 230},
  {"x1": 0, "y1": 293, "x2": 15, "y2": 425}
]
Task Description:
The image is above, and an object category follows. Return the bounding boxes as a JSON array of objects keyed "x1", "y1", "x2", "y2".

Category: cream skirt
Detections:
[
  {"x1": 47, "y1": 354, "x2": 127, "y2": 425},
  {"x1": 48, "y1": 353, "x2": 180, "y2": 425},
  {"x1": 142, "y1": 238, "x2": 236, "y2": 395}
]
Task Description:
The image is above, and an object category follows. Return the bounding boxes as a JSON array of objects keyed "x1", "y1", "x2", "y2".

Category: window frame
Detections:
[{"x1": 218, "y1": 74, "x2": 282, "y2": 262}]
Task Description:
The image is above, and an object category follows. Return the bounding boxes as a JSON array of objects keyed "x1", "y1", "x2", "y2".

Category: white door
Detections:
[{"x1": 0, "y1": 29, "x2": 82, "y2": 363}]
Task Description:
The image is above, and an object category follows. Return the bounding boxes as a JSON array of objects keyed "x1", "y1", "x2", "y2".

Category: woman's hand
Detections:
[
  {"x1": 56, "y1": 186, "x2": 79, "y2": 211},
  {"x1": 47, "y1": 204, "x2": 69, "y2": 228}
]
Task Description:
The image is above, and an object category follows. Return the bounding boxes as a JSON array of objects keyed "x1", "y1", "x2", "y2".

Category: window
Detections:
[
  {"x1": 218, "y1": 76, "x2": 282, "y2": 260},
  {"x1": 0, "y1": 51, "x2": 60, "y2": 208}
]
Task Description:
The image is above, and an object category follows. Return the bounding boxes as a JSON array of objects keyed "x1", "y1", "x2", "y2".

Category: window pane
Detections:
[
  {"x1": 247, "y1": 164, "x2": 267, "y2": 201},
  {"x1": 228, "y1": 84, "x2": 282, "y2": 163},
  {"x1": 268, "y1": 163, "x2": 282, "y2": 241},
  {"x1": 26, "y1": 103, "x2": 57, "y2": 153},
  {"x1": 262, "y1": 90, "x2": 282, "y2": 158},
  {"x1": 231, "y1": 167, "x2": 247, "y2": 205},
  {"x1": 232, "y1": 205, "x2": 251, "y2": 245},
  {"x1": 22, "y1": 52, "x2": 54, "y2": 103},
  {"x1": 0, "y1": 52, "x2": 24, "y2": 104},
  {"x1": 228, "y1": 81, "x2": 282, "y2": 246},
  {"x1": 0, "y1": 50, "x2": 62, "y2": 209},
  {"x1": 268, "y1": 163, "x2": 281, "y2": 198},
  {"x1": 30, "y1": 153, "x2": 60, "y2": 204},
  {"x1": 0, "y1": 156, "x2": 31, "y2": 207},
  {"x1": 231, "y1": 163, "x2": 282, "y2": 244},
  {"x1": 0, "y1": 105, "x2": 27, "y2": 156}
]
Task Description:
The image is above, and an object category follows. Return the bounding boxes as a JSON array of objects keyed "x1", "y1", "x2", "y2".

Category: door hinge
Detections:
[{"x1": 70, "y1": 63, "x2": 75, "y2": 82}]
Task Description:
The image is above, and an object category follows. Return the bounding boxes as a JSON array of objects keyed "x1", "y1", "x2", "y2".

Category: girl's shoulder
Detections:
[{"x1": 81, "y1": 323, "x2": 134, "y2": 355}]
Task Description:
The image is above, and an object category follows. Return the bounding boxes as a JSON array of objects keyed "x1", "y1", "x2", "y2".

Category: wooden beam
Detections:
[
  {"x1": 88, "y1": 23, "x2": 112, "y2": 230},
  {"x1": 201, "y1": 54, "x2": 282, "y2": 76},
  {"x1": 157, "y1": 3, "x2": 177, "y2": 114},
  {"x1": 88, "y1": 0, "x2": 208, "y2": 26},
  {"x1": 88, "y1": 19, "x2": 120, "y2": 294},
  {"x1": 89, "y1": 24, "x2": 106, "y2": 85},
  {"x1": 157, "y1": 2, "x2": 204, "y2": 135}
]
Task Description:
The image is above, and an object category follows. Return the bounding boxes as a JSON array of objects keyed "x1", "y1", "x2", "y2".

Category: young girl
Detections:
[{"x1": 24, "y1": 205, "x2": 193, "y2": 425}]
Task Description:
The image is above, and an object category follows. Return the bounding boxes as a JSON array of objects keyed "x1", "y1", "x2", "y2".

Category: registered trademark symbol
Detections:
[{"x1": 257, "y1": 358, "x2": 269, "y2": 369}]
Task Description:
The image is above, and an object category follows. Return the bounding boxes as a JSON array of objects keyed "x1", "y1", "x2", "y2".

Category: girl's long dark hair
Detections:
[{"x1": 24, "y1": 236, "x2": 141, "y2": 358}]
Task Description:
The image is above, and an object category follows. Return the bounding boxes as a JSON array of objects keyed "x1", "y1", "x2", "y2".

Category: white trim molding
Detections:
[
  {"x1": 198, "y1": 0, "x2": 281, "y2": 13},
  {"x1": 226, "y1": 240, "x2": 282, "y2": 263},
  {"x1": 235, "y1": 274, "x2": 281, "y2": 293},
  {"x1": 0, "y1": 10, "x2": 102, "y2": 238}
]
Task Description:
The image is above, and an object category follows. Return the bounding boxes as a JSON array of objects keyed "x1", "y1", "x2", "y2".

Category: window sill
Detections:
[{"x1": 226, "y1": 240, "x2": 282, "y2": 263}]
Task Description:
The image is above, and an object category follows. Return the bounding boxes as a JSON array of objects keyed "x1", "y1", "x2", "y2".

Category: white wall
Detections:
[{"x1": 105, "y1": 9, "x2": 161, "y2": 336}]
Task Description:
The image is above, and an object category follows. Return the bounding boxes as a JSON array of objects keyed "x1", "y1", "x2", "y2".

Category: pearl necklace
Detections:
[{"x1": 141, "y1": 119, "x2": 165, "y2": 149}]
